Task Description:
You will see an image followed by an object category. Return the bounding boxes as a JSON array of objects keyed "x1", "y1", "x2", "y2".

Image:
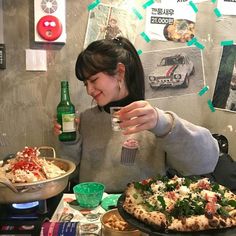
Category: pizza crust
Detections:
[
  {"x1": 123, "y1": 183, "x2": 167, "y2": 230},
  {"x1": 169, "y1": 215, "x2": 236, "y2": 232},
  {"x1": 122, "y1": 176, "x2": 236, "y2": 232}
]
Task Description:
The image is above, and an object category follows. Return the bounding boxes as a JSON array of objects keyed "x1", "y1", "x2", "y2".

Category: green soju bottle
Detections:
[{"x1": 57, "y1": 81, "x2": 76, "y2": 142}]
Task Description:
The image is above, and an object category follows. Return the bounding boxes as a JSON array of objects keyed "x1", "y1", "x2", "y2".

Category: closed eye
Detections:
[
  {"x1": 86, "y1": 77, "x2": 99, "y2": 85},
  {"x1": 90, "y1": 77, "x2": 98, "y2": 83}
]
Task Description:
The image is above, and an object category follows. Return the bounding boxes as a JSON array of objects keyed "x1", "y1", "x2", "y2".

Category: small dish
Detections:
[
  {"x1": 101, "y1": 194, "x2": 121, "y2": 211},
  {"x1": 73, "y1": 182, "x2": 105, "y2": 209}
]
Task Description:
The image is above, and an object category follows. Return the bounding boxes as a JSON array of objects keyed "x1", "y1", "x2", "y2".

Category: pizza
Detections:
[{"x1": 122, "y1": 175, "x2": 236, "y2": 232}]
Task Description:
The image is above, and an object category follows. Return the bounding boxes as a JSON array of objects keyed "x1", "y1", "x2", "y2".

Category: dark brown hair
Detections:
[{"x1": 75, "y1": 37, "x2": 145, "y2": 100}]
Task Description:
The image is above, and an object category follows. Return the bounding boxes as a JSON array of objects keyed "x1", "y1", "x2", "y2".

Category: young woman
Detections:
[{"x1": 54, "y1": 37, "x2": 219, "y2": 193}]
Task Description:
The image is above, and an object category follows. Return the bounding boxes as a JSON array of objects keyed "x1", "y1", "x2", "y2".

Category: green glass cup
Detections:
[{"x1": 73, "y1": 182, "x2": 105, "y2": 209}]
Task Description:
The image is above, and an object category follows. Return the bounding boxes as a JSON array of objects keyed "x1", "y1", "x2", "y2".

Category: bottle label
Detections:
[{"x1": 62, "y1": 114, "x2": 76, "y2": 132}]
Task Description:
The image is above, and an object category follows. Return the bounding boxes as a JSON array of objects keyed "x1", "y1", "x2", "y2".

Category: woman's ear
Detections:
[
  {"x1": 117, "y1": 63, "x2": 126, "y2": 81},
  {"x1": 116, "y1": 63, "x2": 128, "y2": 96}
]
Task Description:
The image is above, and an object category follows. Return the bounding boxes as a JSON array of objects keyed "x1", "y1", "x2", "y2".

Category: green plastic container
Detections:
[{"x1": 73, "y1": 182, "x2": 105, "y2": 209}]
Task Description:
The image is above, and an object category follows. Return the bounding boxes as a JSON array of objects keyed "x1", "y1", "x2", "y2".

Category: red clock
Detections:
[{"x1": 36, "y1": 15, "x2": 62, "y2": 41}]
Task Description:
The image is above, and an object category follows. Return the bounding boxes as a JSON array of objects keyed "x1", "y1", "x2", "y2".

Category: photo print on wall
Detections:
[
  {"x1": 141, "y1": 46, "x2": 205, "y2": 99},
  {"x1": 212, "y1": 45, "x2": 236, "y2": 112},
  {"x1": 217, "y1": 0, "x2": 236, "y2": 16},
  {"x1": 84, "y1": 3, "x2": 138, "y2": 48},
  {"x1": 145, "y1": 2, "x2": 196, "y2": 43}
]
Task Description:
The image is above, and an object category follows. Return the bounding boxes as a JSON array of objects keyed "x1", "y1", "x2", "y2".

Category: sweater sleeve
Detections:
[
  {"x1": 58, "y1": 132, "x2": 82, "y2": 166},
  {"x1": 150, "y1": 108, "x2": 219, "y2": 176}
]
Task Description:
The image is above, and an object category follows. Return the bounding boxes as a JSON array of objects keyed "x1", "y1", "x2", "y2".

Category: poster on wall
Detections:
[
  {"x1": 212, "y1": 45, "x2": 236, "y2": 112},
  {"x1": 161, "y1": 0, "x2": 208, "y2": 4},
  {"x1": 145, "y1": 3, "x2": 196, "y2": 43},
  {"x1": 84, "y1": 4, "x2": 138, "y2": 48},
  {"x1": 217, "y1": 0, "x2": 236, "y2": 16},
  {"x1": 141, "y1": 46, "x2": 205, "y2": 99}
]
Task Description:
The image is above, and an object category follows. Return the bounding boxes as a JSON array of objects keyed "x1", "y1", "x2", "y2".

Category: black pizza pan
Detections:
[{"x1": 117, "y1": 194, "x2": 236, "y2": 236}]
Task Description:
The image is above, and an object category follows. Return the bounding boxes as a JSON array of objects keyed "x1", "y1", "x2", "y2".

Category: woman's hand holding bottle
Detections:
[{"x1": 53, "y1": 117, "x2": 80, "y2": 137}]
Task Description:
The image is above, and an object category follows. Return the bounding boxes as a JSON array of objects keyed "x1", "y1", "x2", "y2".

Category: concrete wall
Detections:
[
  {"x1": 0, "y1": 0, "x2": 3, "y2": 43},
  {"x1": 0, "y1": 0, "x2": 235, "y2": 159}
]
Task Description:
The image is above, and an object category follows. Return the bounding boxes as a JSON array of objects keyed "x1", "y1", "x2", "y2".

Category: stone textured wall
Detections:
[
  {"x1": 0, "y1": 0, "x2": 235, "y2": 159},
  {"x1": 0, "y1": 0, "x2": 3, "y2": 43}
]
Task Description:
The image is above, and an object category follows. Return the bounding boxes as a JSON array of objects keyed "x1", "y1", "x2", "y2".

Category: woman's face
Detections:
[{"x1": 84, "y1": 71, "x2": 127, "y2": 106}]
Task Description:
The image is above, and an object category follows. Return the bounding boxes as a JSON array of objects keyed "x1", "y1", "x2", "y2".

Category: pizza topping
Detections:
[
  {"x1": 157, "y1": 196, "x2": 166, "y2": 211},
  {"x1": 166, "y1": 191, "x2": 177, "y2": 201},
  {"x1": 172, "y1": 198, "x2": 205, "y2": 217},
  {"x1": 134, "y1": 179, "x2": 153, "y2": 192},
  {"x1": 218, "y1": 207, "x2": 230, "y2": 217},
  {"x1": 228, "y1": 199, "x2": 236, "y2": 208},
  {"x1": 176, "y1": 185, "x2": 190, "y2": 196},
  {"x1": 205, "y1": 202, "x2": 217, "y2": 215},
  {"x1": 123, "y1": 175, "x2": 236, "y2": 232},
  {"x1": 197, "y1": 178, "x2": 211, "y2": 190},
  {"x1": 202, "y1": 190, "x2": 218, "y2": 203}
]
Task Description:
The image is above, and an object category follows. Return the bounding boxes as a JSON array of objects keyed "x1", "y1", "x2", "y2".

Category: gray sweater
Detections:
[{"x1": 60, "y1": 106, "x2": 219, "y2": 193}]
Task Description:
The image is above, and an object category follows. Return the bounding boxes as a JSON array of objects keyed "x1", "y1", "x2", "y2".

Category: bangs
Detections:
[{"x1": 75, "y1": 52, "x2": 116, "y2": 81}]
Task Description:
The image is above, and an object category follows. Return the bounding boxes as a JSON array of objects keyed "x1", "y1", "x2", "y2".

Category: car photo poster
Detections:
[
  {"x1": 83, "y1": 3, "x2": 138, "y2": 48},
  {"x1": 212, "y1": 45, "x2": 236, "y2": 112},
  {"x1": 141, "y1": 46, "x2": 205, "y2": 99},
  {"x1": 145, "y1": 2, "x2": 196, "y2": 43},
  {"x1": 217, "y1": 0, "x2": 236, "y2": 16}
]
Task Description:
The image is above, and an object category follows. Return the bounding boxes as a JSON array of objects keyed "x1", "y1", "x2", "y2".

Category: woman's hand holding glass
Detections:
[{"x1": 118, "y1": 101, "x2": 158, "y2": 135}]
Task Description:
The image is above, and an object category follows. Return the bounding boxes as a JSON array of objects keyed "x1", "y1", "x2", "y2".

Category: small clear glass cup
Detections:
[{"x1": 110, "y1": 107, "x2": 122, "y2": 131}]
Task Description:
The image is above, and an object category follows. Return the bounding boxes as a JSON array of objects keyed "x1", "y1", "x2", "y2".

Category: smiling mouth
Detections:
[
  {"x1": 93, "y1": 92, "x2": 102, "y2": 100},
  {"x1": 93, "y1": 95, "x2": 99, "y2": 101}
]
